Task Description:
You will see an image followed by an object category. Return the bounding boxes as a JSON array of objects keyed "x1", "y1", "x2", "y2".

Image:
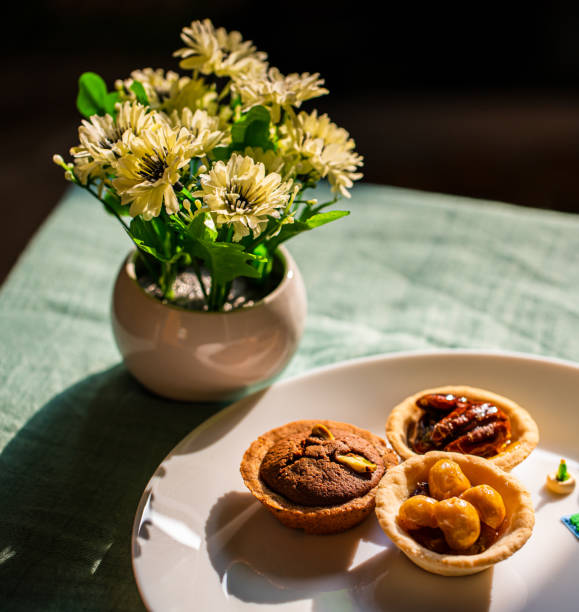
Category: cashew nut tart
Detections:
[
  {"x1": 240, "y1": 420, "x2": 399, "y2": 534},
  {"x1": 375, "y1": 451, "x2": 535, "y2": 576},
  {"x1": 385, "y1": 385, "x2": 539, "y2": 471}
]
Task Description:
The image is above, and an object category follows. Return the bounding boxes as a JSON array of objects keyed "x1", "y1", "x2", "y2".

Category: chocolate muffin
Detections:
[{"x1": 240, "y1": 420, "x2": 399, "y2": 534}]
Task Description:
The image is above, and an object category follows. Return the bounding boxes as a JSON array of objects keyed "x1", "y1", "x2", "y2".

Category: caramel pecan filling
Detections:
[{"x1": 409, "y1": 394, "x2": 511, "y2": 457}]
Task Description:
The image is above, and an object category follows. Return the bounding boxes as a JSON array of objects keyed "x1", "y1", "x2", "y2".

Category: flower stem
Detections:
[
  {"x1": 190, "y1": 258, "x2": 209, "y2": 304},
  {"x1": 305, "y1": 196, "x2": 339, "y2": 217},
  {"x1": 160, "y1": 262, "x2": 176, "y2": 301},
  {"x1": 82, "y1": 183, "x2": 130, "y2": 231}
]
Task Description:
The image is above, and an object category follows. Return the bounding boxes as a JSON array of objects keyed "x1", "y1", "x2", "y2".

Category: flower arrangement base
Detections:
[
  {"x1": 136, "y1": 262, "x2": 281, "y2": 312},
  {"x1": 54, "y1": 18, "x2": 361, "y2": 402},
  {"x1": 111, "y1": 247, "x2": 306, "y2": 402}
]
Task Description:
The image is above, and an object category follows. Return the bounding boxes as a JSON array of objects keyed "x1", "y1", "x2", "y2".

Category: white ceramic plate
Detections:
[{"x1": 132, "y1": 350, "x2": 579, "y2": 612}]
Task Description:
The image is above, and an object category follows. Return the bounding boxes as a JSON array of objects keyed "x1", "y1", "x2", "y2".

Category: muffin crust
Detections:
[{"x1": 241, "y1": 419, "x2": 398, "y2": 534}]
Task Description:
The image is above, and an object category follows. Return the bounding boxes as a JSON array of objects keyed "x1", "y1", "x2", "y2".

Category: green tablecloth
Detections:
[{"x1": 2, "y1": 184, "x2": 579, "y2": 610}]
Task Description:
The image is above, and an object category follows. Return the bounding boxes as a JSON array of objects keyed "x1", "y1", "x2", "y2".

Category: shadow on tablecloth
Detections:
[{"x1": 0, "y1": 364, "x2": 227, "y2": 611}]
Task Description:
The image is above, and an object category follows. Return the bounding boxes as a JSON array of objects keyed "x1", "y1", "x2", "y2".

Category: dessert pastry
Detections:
[
  {"x1": 240, "y1": 419, "x2": 399, "y2": 534},
  {"x1": 386, "y1": 385, "x2": 539, "y2": 471},
  {"x1": 546, "y1": 459, "x2": 576, "y2": 495},
  {"x1": 375, "y1": 451, "x2": 535, "y2": 576}
]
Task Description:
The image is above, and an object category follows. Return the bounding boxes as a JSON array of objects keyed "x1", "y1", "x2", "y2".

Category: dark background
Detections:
[{"x1": 4, "y1": 1, "x2": 579, "y2": 283}]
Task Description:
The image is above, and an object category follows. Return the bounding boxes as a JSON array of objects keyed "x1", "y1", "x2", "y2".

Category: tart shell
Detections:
[
  {"x1": 385, "y1": 385, "x2": 539, "y2": 471},
  {"x1": 375, "y1": 451, "x2": 535, "y2": 576},
  {"x1": 240, "y1": 419, "x2": 399, "y2": 534}
]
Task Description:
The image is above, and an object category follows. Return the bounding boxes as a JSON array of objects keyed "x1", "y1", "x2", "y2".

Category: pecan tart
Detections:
[
  {"x1": 375, "y1": 451, "x2": 535, "y2": 576},
  {"x1": 240, "y1": 419, "x2": 399, "y2": 534},
  {"x1": 385, "y1": 385, "x2": 539, "y2": 471}
]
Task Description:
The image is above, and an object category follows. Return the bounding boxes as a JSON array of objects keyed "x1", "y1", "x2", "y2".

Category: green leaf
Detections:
[
  {"x1": 250, "y1": 243, "x2": 273, "y2": 279},
  {"x1": 129, "y1": 216, "x2": 180, "y2": 263},
  {"x1": 103, "y1": 91, "x2": 121, "y2": 116},
  {"x1": 130, "y1": 81, "x2": 150, "y2": 106},
  {"x1": 305, "y1": 210, "x2": 350, "y2": 227},
  {"x1": 76, "y1": 72, "x2": 108, "y2": 117},
  {"x1": 185, "y1": 212, "x2": 218, "y2": 243},
  {"x1": 130, "y1": 238, "x2": 167, "y2": 261},
  {"x1": 230, "y1": 106, "x2": 274, "y2": 151},
  {"x1": 267, "y1": 210, "x2": 350, "y2": 251},
  {"x1": 182, "y1": 225, "x2": 262, "y2": 285},
  {"x1": 210, "y1": 106, "x2": 274, "y2": 162},
  {"x1": 210, "y1": 146, "x2": 231, "y2": 162},
  {"x1": 183, "y1": 213, "x2": 265, "y2": 283},
  {"x1": 194, "y1": 240, "x2": 264, "y2": 285},
  {"x1": 245, "y1": 121, "x2": 271, "y2": 149},
  {"x1": 265, "y1": 220, "x2": 309, "y2": 250},
  {"x1": 102, "y1": 190, "x2": 129, "y2": 217}
]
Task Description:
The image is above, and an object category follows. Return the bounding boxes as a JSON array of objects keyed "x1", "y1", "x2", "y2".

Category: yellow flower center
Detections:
[
  {"x1": 97, "y1": 130, "x2": 121, "y2": 150},
  {"x1": 225, "y1": 191, "x2": 251, "y2": 212},
  {"x1": 138, "y1": 153, "x2": 167, "y2": 183}
]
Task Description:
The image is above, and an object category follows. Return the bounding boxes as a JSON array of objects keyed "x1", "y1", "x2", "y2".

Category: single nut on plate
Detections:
[
  {"x1": 335, "y1": 453, "x2": 377, "y2": 473},
  {"x1": 428, "y1": 458, "x2": 471, "y2": 500},
  {"x1": 435, "y1": 497, "x2": 481, "y2": 550},
  {"x1": 460, "y1": 484, "x2": 506, "y2": 529},
  {"x1": 397, "y1": 495, "x2": 438, "y2": 531},
  {"x1": 311, "y1": 423, "x2": 335, "y2": 440}
]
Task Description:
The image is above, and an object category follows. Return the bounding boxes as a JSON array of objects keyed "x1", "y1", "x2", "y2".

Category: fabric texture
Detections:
[{"x1": 1, "y1": 183, "x2": 579, "y2": 609}]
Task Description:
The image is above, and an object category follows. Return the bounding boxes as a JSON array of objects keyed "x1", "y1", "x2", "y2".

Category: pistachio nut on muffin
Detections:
[{"x1": 240, "y1": 419, "x2": 399, "y2": 534}]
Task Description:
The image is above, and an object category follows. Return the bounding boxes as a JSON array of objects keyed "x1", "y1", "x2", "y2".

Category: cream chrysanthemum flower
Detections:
[
  {"x1": 115, "y1": 101, "x2": 158, "y2": 135},
  {"x1": 69, "y1": 113, "x2": 119, "y2": 184},
  {"x1": 174, "y1": 19, "x2": 267, "y2": 79},
  {"x1": 169, "y1": 107, "x2": 228, "y2": 154},
  {"x1": 70, "y1": 102, "x2": 157, "y2": 184},
  {"x1": 170, "y1": 77, "x2": 219, "y2": 115},
  {"x1": 280, "y1": 110, "x2": 363, "y2": 197},
  {"x1": 194, "y1": 153, "x2": 293, "y2": 241},
  {"x1": 112, "y1": 123, "x2": 194, "y2": 219},
  {"x1": 233, "y1": 67, "x2": 328, "y2": 121},
  {"x1": 116, "y1": 68, "x2": 191, "y2": 110}
]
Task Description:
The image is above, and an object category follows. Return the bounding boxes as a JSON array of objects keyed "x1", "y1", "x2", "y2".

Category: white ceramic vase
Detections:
[{"x1": 111, "y1": 247, "x2": 307, "y2": 402}]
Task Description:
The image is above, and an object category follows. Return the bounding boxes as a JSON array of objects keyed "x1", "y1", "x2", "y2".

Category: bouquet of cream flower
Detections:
[{"x1": 54, "y1": 19, "x2": 363, "y2": 311}]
